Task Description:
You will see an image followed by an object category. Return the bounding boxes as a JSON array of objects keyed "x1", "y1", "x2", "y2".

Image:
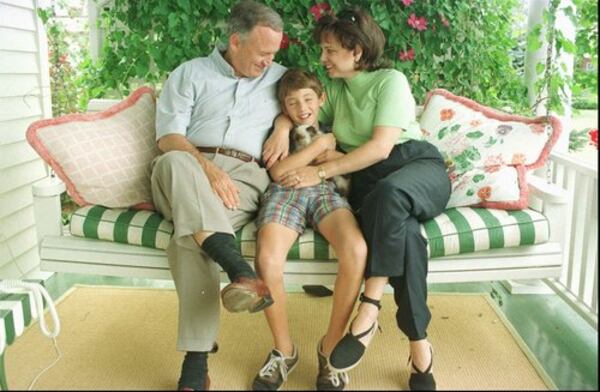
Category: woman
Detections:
[{"x1": 277, "y1": 7, "x2": 451, "y2": 391}]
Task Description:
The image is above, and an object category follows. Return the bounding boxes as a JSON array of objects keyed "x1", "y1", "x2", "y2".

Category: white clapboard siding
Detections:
[
  {"x1": 0, "y1": 247, "x2": 39, "y2": 278},
  {"x1": 0, "y1": 206, "x2": 36, "y2": 241},
  {"x1": 0, "y1": 2, "x2": 36, "y2": 31},
  {"x1": 0, "y1": 51, "x2": 40, "y2": 74},
  {"x1": 0, "y1": 27, "x2": 37, "y2": 51},
  {"x1": 0, "y1": 186, "x2": 33, "y2": 220},
  {"x1": 0, "y1": 0, "x2": 51, "y2": 278},
  {"x1": 1, "y1": 0, "x2": 34, "y2": 9},
  {"x1": 0, "y1": 96, "x2": 43, "y2": 122},
  {"x1": 0, "y1": 115, "x2": 43, "y2": 144},
  {"x1": 0, "y1": 140, "x2": 40, "y2": 171},
  {"x1": 0, "y1": 226, "x2": 38, "y2": 265},
  {"x1": 0, "y1": 74, "x2": 43, "y2": 97}
]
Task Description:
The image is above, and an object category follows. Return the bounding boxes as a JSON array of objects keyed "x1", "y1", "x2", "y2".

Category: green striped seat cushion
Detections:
[
  {"x1": 1, "y1": 280, "x2": 43, "y2": 355},
  {"x1": 70, "y1": 205, "x2": 549, "y2": 260}
]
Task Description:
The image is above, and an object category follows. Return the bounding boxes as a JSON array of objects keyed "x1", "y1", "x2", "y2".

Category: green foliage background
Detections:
[
  {"x1": 572, "y1": 0, "x2": 598, "y2": 109},
  {"x1": 84, "y1": 0, "x2": 530, "y2": 112}
]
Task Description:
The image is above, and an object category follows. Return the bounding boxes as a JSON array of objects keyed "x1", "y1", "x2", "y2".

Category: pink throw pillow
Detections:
[
  {"x1": 26, "y1": 87, "x2": 159, "y2": 209},
  {"x1": 419, "y1": 89, "x2": 562, "y2": 209}
]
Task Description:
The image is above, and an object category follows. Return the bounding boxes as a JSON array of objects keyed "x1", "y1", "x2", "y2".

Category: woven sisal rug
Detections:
[{"x1": 5, "y1": 285, "x2": 554, "y2": 390}]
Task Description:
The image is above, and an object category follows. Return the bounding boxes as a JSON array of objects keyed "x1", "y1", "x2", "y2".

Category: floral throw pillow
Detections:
[
  {"x1": 26, "y1": 87, "x2": 159, "y2": 209},
  {"x1": 419, "y1": 89, "x2": 562, "y2": 209}
]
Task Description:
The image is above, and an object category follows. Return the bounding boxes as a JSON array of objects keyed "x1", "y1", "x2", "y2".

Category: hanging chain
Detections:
[{"x1": 542, "y1": 1, "x2": 558, "y2": 185}]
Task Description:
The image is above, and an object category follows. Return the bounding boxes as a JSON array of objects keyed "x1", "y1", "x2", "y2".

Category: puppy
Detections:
[{"x1": 290, "y1": 124, "x2": 351, "y2": 197}]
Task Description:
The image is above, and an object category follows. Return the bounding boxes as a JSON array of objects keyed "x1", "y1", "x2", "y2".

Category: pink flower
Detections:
[
  {"x1": 402, "y1": 0, "x2": 414, "y2": 6},
  {"x1": 484, "y1": 154, "x2": 505, "y2": 173},
  {"x1": 398, "y1": 48, "x2": 415, "y2": 61},
  {"x1": 590, "y1": 128, "x2": 598, "y2": 148},
  {"x1": 440, "y1": 108, "x2": 455, "y2": 121},
  {"x1": 448, "y1": 171, "x2": 458, "y2": 183},
  {"x1": 478, "y1": 186, "x2": 492, "y2": 201},
  {"x1": 310, "y1": 3, "x2": 331, "y2": 21},
  {"x1": 280, "y1": 33, "x2": 290, "y2": 49},
  {"x1": 407, "y1": 13, "x2": 428, "y2": 31}
]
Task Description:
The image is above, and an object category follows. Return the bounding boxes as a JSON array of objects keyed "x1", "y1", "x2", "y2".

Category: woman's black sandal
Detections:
[
  {"x1": 407, "y1": 345, "x2": 436, "y2": 391},
  {"x1": 329, "y1": 293, "x2": 381, "y2": 372}
]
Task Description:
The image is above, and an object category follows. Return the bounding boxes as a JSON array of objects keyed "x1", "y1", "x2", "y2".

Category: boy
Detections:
[{"x1": 252, "y1": 69, "x2": 367, "y2": 391}]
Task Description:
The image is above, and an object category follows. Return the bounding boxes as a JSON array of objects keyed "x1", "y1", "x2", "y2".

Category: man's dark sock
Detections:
[
  {"x1": 178, "y1": 351, "x2": 208, "y2": 390},
  {"x1": 201, "y1": 232, "x2": 256, "y2": 282}
]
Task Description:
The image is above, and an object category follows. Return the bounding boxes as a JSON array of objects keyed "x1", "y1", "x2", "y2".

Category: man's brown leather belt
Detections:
[{"x1": 196, "y1": 146, "x2": 261, "y2": 165}]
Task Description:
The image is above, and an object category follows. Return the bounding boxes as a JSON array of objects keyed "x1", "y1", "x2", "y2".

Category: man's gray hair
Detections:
[{"x1": 228, "y1": 0, "x2": 283, "y2": 39}]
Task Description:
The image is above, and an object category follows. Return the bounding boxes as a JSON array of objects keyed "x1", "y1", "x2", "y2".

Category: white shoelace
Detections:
[
  {"x1": 259, "y1": 352, "x2": 290, "y2": 381},
  {"x1": 325, "y1": 363, "x2": 349, "y2": 387}
]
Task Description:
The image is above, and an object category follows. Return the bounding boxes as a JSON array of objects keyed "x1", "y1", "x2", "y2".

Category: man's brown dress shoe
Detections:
[{"x1": 221, "y1": 276, "x2": 273, "y2": 313}]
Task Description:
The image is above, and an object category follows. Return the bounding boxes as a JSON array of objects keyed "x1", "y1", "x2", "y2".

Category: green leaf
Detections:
[
  {"x1": 168, "y1": 13, "x2": 179, "y2": 29},
  {"x1": 466, "y1": 131, "x2": 483, "y2": 139},
  {"x1": 484, "y1": 136, "x2": 497, "y2": 147},
  {"x1": 450, "y1": 124, "x2": 462, "y2": 133},
  {"x1": 473, "y1": 174, "x2": 485, "y2": 183},
  {"x1": 438, "y1": 126, "x2": 449, "y2": 140}
]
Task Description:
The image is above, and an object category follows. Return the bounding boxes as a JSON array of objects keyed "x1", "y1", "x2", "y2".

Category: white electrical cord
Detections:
[{"x1": 0, "y1": 280, "x2": 62, "y2": 390}]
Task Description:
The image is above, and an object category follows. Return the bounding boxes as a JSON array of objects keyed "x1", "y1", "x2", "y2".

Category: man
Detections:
[{"x1": 151, "y1": 1, "x2": 288, "y2": 389}]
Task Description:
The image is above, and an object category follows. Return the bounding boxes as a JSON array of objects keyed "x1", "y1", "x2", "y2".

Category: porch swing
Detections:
[{"x1": 28, "y1": 3, "x2": 569, "y2": 290}]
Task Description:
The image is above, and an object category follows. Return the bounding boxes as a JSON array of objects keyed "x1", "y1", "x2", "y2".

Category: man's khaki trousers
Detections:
[{"x1": 151, "y1": 150, "x2": 270, "y2": 352}]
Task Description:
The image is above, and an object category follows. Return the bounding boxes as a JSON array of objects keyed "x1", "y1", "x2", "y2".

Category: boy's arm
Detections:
[{"x1": 269, "y1": 134, "x2": 335, "y2": 182}]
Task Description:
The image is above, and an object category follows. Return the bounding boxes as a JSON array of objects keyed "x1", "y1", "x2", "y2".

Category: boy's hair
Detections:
[{"x1": 277, "y1": 68, "x2": 324, "y2": 104}]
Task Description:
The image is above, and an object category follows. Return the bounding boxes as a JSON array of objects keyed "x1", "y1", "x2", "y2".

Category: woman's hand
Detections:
[
  {"x1": 279, "y1": 166, "x2": 321, "y2": 189},
  {"x1": 313, "y1": 149, "x2": 345, "y2": 165}
]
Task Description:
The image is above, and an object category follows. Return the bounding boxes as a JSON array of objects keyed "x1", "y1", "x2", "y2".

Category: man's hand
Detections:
[
  {"x1": 204, "y1": 161, "x2": 240, "y2": 210},
  {"x1": 263, "y1": 113, "x2": 293, "y2": 169},
  {"x1": 263, "y1": 131, "x2": 289, "y2": 169}
]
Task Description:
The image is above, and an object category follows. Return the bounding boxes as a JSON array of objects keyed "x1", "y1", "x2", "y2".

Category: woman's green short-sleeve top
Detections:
[{"x1": 319, "y1": 69, "x2": 421, "y2": 152}]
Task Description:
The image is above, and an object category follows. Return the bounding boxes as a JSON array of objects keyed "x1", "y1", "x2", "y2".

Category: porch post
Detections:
[
  {"x1": 505, "y1": 0, "x2": 577, "y2": 295},
  {"x1": 524, "y1": 0, "x2": 576, "y2": 152}
]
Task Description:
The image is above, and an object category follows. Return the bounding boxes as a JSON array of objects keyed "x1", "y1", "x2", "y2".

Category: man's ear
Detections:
[{"x1": 229, "y1": 33, "x2": 241, "y2": 51}]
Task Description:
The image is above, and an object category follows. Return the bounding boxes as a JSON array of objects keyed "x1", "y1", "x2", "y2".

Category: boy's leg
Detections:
[
  {"x1": 253, "y1": 223, "x2": 300, "y2": 391},
  {"x1": 255, "y1": 223, "x2": 299, "y2": 356},
  {"x1": 316, "y1": 209, "x2": 367, "y2": 355}
]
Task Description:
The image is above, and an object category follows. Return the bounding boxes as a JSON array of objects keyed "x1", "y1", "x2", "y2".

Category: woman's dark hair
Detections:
[{"x1": 313, "y1": 7, "x2": 392, "y2": 71}]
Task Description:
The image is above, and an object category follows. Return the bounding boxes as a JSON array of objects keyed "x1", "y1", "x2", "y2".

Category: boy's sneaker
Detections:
[
  {"x1": 252, "y1": 347, "x2": 299, "y2": 391},
  {"x1": 316, "y1": 338, "x2": 349, "y2": 391}
]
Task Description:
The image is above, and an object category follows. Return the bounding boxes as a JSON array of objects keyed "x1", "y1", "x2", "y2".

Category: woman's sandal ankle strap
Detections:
[
  {"x1": 408, "y1": 346, "x2": 434, "y2": 374},
  {"x1": 359, "y1": 293, "x2": 382, "y2": 309}
]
